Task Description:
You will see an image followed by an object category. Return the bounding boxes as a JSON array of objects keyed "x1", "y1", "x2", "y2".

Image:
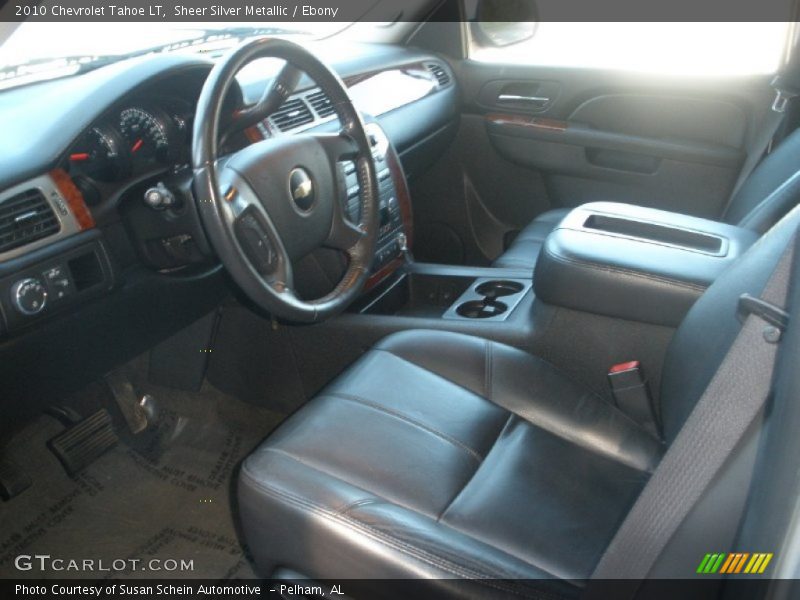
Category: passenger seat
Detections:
[{"x1": 493, "y1": 127, "x2": 800, "y2": 269}]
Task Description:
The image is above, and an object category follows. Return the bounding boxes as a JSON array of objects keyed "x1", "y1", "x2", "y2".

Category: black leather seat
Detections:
[
  {"x1": 494, "y1": 128, "x2": 800, "y2": 269},
  {"x1": 239, "y1": 207, "x2": 800, "y2": 596}
]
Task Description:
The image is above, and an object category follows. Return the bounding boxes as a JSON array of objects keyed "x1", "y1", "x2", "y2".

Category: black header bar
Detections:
[{"x1": 1, "y1": 0, "x2": 798, "y2": 23}]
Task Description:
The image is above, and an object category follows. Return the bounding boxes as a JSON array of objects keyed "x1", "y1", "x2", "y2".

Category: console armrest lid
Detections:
[{"x1": 534, "y1": 202, "x2": 759, "y2": 326}]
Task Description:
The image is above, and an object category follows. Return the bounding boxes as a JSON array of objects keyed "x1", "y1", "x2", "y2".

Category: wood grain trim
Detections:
[
  {"x1": 343, "y1": 61, "x2": 431, "y2": 88},
  {"x1": 239, "y1": 60, "x2": 438, "y2": 142},
  {"x1": 49, "y1": 168, "x2": 95, "y2": 230},
  {"x1": 486, "y1": 113, "x2": 569, "y2": 132},
  {"x1": 244, "y1": 126, "x2": 263, "y2": 143},
  {"x1": 385, "y1": 145, "x2": 414, "y2": 248},
  {"x1": 365, "y1": 257, "x2": 404, "y2": 292}
]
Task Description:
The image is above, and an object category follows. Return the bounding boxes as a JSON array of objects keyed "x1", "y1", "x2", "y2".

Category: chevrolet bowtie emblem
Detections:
[
  {"x1": 292, "y1": 179, "x2": 312, "y2": 200},
  {"x1": 289, "y1": 167, "x2": 315, "y2": 211}
]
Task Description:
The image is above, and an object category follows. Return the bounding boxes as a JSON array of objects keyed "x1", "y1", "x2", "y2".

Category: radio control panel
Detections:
[{"x1": 337, "y1": 124, "x2": 405, "y2": 274}]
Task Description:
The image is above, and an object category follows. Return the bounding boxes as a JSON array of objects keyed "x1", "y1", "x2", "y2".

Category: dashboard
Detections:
[
  {"x1": 66, "y1": 98, "x2": 192, "y2": 187},
  {"x1": 56, "y1": 71, "x2": 243, "y2": 214},
  {"x1": 0, "y1": 42, "x2": 459, "y2": 411}
]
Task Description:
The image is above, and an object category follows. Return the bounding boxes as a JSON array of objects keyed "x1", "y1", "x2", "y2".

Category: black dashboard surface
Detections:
[
  {"x1": 0, "y1": 40, "x2": 459, "y2": 425},
  {"x1": 0, "y1": 42, "x2": 458, "y2": 192}
]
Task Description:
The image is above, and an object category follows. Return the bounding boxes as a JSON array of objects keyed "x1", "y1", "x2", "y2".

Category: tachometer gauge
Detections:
[
  {"x1": 119, "y1": 106, "x2": 174, "y2": 164},
  {"x1": 68, "y1": 125, "x2": 128, "y2": 182}
]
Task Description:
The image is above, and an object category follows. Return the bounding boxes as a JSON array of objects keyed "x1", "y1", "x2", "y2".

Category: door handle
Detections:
[{"x1": 497, "y1": 94, "x2": 550, "y2": 107}]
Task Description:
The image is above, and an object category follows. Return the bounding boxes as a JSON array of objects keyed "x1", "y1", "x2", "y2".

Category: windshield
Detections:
[{"x1": 0, "y1": 22, "x2": 354, "y2": 90}]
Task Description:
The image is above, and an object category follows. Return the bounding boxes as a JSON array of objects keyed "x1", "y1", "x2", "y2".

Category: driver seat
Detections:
[{"x1": 238, "y1": 207, "x2": 800, "y2": 597}]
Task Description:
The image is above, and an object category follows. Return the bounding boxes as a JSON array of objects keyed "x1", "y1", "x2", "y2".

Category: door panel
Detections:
[
  {"x1": 411, "y1": 57, "x2": 775, "y2": 265},
  {"x1": 570, "y1": 94, "x2": 747, "y2": 147},
  {"x1": 460, "y1": 62, "x2": 776, "y2": 219},
  {"x1": 476, "y1": 79, "x2": 562, "y2": 113},
  {"x1": 485, "y1": 111, "x2": 742, "y2": 218}
]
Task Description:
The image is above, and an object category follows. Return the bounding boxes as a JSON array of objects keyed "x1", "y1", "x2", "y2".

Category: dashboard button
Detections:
[
  {"x1": 234, "y1": 209, "x2": 276, "y2": 275},
  {"x1": 42, "y1": 265, "x2": 73, "y2": 301}
]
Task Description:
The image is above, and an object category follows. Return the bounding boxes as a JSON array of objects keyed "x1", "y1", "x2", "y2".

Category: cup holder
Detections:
[
  {"x1": 456, "y1": 300, "x2": 509, "y2": 319},
  {"x1": 474, "y1": 280, "x2": 525, "y2": 299},
  {"x1": 445, "y1": 277, "x2": 529, "y2": 321}
]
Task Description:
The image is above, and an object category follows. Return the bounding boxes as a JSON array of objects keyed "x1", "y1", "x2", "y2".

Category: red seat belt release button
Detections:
[
  {"x1": 608, "y1": 361, "x2": 659, "y2": 438},
  {"x1": 609, "y1": 360, "x2": 640, "y2": 374}
]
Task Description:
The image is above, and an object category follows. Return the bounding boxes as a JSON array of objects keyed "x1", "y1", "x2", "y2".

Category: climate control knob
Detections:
[{"x1": 11, "y1": 278, "x2": 47, "y2": 316}]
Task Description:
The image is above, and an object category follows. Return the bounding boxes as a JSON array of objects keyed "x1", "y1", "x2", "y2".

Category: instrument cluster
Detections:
[{"x1": 65, "y1": 97, "x2": 193, "y2": 199}]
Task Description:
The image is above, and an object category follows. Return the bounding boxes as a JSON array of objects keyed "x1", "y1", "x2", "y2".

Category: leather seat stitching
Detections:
[
  {"x1": 374, "y1": 343, "x2": 659, "y2": 471},
  {"x1": 373, "y1": 347, "x2": 497, "y2": 401},
  {"x1": 336, "y1": 497, "x2": 380, "y2": 516},
  {"x1": 242, "y1": 474, "x2": 491, "y2": 581},
  {"x1": 240, "y1": 468, "x2": 566, "y2": 599},
  {"x1": 257, "y1": 446, "x2": 357, "y2": 481},
  {"x1": 437, "y1": 414, "x2": 514, "y2": 524},
  {"x1": 256, "y1": 447, "x2": 442, "y2": 518},
  {"x1": 324, "y1": 391, "x2": 484, "y2": 464},
  {"x1": 248, "y1": 428, "x2": 572, "y2": 585}
]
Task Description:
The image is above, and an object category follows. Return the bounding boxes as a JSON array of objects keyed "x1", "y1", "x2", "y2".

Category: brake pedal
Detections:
[
  {"x1": 105, "y1": 371, "x2": 150, "y2": 434},
  {"x1": 0, "y1": 458, "x2": 32, "y2": 501},
  {"x1": 48, "y1": 409, "x2": 118, "y2": 476}
]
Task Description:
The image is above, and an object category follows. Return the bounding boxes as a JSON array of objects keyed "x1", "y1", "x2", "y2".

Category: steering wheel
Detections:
[{"x1": 192, "y1": 38, "x2": 379, "y2": 323}]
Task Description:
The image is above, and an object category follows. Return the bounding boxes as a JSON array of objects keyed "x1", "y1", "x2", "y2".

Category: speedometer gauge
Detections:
[
  {"x1": 68, "y1": 125, "x2": 128, "y2": 182},
  {"x1": 119, "y1": 106, "x2": 173, "y2": 164}
]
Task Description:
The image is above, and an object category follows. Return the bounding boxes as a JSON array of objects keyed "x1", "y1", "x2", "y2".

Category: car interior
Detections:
[{"x1": 2, "y1": 3, "x2": 800, "y2": 599}]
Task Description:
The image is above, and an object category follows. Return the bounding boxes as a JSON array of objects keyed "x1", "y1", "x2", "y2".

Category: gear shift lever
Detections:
[{"x1": 397, "y1": 232, "x2": 413, "y2": 264}]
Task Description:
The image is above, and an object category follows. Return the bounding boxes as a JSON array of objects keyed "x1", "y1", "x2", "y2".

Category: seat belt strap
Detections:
[
  {"x1": 587, "y1": 232, "x2": 797, "y2": 590},
  {"x1": 727, "y1": 106, "x2": 787, "y2": 204}
]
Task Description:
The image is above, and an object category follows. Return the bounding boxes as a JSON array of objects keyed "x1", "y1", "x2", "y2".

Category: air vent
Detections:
[
  {"x1": 0, "y1": 188, "x2": 60, "y2": 254},
  {"x1": 269, "y1": 97, "x2": 314, "y2": 132},
  {"x1": 425, "y1": 62, "x2": 451, "y2": 88},
  {"x1": 306, "y1": 89, "x2": 335, "y2": 119}
]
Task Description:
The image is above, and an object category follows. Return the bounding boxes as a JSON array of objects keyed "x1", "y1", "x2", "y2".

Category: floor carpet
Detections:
[{"x1": 0, "y1": 377, "x2": 286, "y2": 580}]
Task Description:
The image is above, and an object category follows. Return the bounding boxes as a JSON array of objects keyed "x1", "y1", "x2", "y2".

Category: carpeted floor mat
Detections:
[{"x1": 0, "y1": 378, "x2": 286, "y2": 580}]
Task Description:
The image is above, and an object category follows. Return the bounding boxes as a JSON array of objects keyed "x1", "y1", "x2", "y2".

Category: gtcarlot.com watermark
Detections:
[{"x1": 14, "y1": 554, "x2": 194, "y2": 573}]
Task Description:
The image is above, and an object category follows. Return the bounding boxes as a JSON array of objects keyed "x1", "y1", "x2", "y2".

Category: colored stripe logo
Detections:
[{"x1": 696, "y1": 553, "x2": 773, "y2": 574}]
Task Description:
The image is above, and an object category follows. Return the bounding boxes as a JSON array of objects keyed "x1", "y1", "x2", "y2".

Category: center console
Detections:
[
  {"x1": 326, "y1": 200, "x2": 763, "y2": 417},
  {"x1": 356, "y1": 265, "x2": 532, "y2": 322},
  {"x1": 348, "y1": 200, "x2": 761, "y2": 345},
  {"x1": 533, "y1": 202, "x2": 759, "y2": 326},
  {"x1": 335, "y1": 115, "x2": 766, "y2": 362},
  {"x1": 344, "y1": 124, "x2": 536, "y2": 325},
  {"x1": 338, "y1": 124, "x2": 409, "y2": 283}
]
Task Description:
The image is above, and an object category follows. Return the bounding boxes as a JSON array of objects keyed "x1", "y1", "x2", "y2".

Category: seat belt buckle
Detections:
[
  {"x1": 608, "y1": 361, "x2": 660, "y2": 438},
  {"x1": 772, "y1": 88, "x2": 795, "y2": 113},
  {"x1": 770, "y1": 73, "x2": 799, "y2": 113},
  {"x1": 737, "y1": 293, "x2": 789, "y2": 343}
]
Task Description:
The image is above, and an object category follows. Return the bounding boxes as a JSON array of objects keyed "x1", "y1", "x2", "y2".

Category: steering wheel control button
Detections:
[
  {"x1": 43, "y1": 265, "x2": 73, "y2": 302},
  {"x1": 143, "y1": 182, "x2": 177, "y2": 210},
  {"x1": 11, "y1": 277, "x2": 48, "y2": 316},
  {"x1": 289, "y1": 167, "x2": 315, "y2": 212},
  {"x1": 235, "y1": 209, "x2": 276, "y2": 275}
]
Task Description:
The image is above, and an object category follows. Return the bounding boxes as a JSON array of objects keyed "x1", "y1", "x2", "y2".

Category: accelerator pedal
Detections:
[{"x1": 48, "y1": 409, "x2": 118, "y2": 476}]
